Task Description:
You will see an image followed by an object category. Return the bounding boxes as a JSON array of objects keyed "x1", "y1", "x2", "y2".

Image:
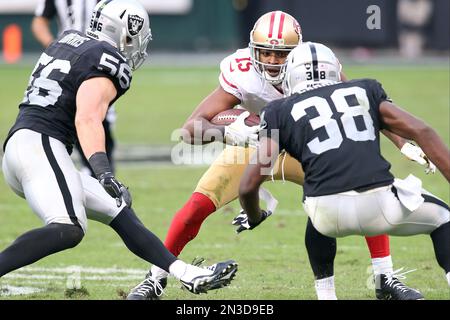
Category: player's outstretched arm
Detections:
[
  {"x1": 75, "y1": 77, "x2": 116, "y2": 158},
  {"x1": 379, "y1": 100, "x2": 450, "y2": 182},
  {"x1": 75, "y1": 77, "x2": 132, "y2": 208},
  {"x1": 381, "y1": 128, "x2": 436, "y2": 174},
  {"x1": 340, "y1": 70, "x2": 429, "y2": 170},
  {"x1": 239, "y1": 136, "x2": 279, "y2": 227},
  {"x1": 382, "y1": 130, "x2": 408, "y2": 149},
  {"x1": 181, "y1": 86, "x2": 240, "y2": 144}
]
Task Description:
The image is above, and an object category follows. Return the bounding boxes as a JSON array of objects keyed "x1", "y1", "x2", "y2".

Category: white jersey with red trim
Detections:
[{"x1": 218, "y1": 48, "x2": 283, "y2": 115}]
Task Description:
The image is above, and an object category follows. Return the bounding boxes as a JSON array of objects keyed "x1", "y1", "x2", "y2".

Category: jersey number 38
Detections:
[{"x1": 291, "y1": 86, "x2": 376, "y2": 155}]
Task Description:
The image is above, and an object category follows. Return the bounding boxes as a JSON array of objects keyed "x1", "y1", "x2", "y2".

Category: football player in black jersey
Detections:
[
  {"x1": 238, "y1": 42, "x2": 450, "y2": 298},
  {"x1": 1, "y1": 0, "x2": 238, "y2": 297},
  {"x1": 32, "y1": 0, "x2": 118, "y2": 178}
]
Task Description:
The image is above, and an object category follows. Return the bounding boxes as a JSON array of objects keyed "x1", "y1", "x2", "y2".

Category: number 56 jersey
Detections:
[{"x1": 4, "y1": 30, "x2": 132, "y2": 152}]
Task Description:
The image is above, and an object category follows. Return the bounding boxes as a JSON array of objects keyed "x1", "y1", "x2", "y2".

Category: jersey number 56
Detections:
[{"x1": 99, "y1": 53, "x2": 132, "y2": 89}]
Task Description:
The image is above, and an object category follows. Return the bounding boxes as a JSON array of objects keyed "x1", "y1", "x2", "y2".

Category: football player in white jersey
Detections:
[
  {"x1": 1, "y1": 0, "x2": 237, "y2": 297},
  {"x1": 238, "y1": 42, "x2": 450, "y2": 298},
  {"x1": 128, "y1": 11, "x2": 433, "y2": 300}
]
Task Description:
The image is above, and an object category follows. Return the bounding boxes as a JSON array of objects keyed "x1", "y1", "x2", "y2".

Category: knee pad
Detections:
[{"x1": 49, "y1": 223, "x2": 84, "y2": 249}]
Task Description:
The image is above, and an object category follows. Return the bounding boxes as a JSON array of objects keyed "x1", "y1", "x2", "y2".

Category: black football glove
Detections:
[
  {"x1": 98, "y1": 172, "x2": 132, "y2": 208},
  {"x1": 89, "y1": 152, "x2": 132, "y2": 208},
  {"x1": 231, "y1": 209, "x2": 271, "y2": 234}
]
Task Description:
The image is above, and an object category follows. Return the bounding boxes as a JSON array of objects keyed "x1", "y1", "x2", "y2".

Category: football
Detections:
[{"x1": 210, "y1": 109, "x2": 260, "y2": 126}]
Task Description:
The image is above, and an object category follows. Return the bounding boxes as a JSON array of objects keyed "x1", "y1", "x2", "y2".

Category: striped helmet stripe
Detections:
[
  {"x1": 277, "y1": 12, "x2": 285, "y2": 39},
  {"x1": 91, "y1": 0, "x2": 113, "y2": 30},
  {"x1": 309, "y1": 42, "x2": 319, "y2": 81},
  {"x1": 268, "y1": 11, "x2": 276, "y2": 38}
]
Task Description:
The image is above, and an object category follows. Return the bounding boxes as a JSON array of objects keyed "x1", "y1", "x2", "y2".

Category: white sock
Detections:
[
  {"x1": 446, "y1": 272, "x2": 450, "y2": 287},
  {"x1": 168, "y1": 260, "x2": 188, "y2": 280},
  {"x1": 150, "y1": 264, "x2": 169, "y2": 280},
  {"x1": 315, "y1": 276, "x2": 337, "y2": 300},
  {"x1": 371, "y1": 255, "x2": 393, "y2": 276}
]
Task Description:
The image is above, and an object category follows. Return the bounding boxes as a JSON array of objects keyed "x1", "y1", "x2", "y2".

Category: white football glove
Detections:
[
  {"x1": 224, "y1": 111, "x2": 260, "y2": 147},
  {"x1": 232, "y1": 209, "x2": 272, "y2": 233},
  {"x1": 400, "y1": 142, "x2": 436, "y2": 174},
  {"x1": 232, "y1": 187, "x2": 278, "y2": 233}
]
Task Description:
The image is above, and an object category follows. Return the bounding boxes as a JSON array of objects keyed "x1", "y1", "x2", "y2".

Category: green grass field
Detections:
[{"x1": 0, "y1": 64, "x2": 449, "y2": 300}]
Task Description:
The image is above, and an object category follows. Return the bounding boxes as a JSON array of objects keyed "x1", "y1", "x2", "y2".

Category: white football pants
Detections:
[
  {"x1": 303, "y1": 183, "x2": 449, "y2": 238},
  {"x1": 2, "y1": 129, "x2": 126, "y2": 233}
]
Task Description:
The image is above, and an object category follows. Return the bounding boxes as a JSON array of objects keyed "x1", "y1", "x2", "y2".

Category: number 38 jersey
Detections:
[
  {"x1": 218, "y1": 48, "x2": 283, "y2": 115},
  {"x1": 262, "y1": 79, "x2": 395, "y2": 197},
  {"x1": 4, "y1": 30, "x2": 131, "y2": 152}
]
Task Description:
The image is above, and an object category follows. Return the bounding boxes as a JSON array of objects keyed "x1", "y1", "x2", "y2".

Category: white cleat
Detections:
[{"x1": 180, "y1": 260, "x2": 238, "y2": 294}]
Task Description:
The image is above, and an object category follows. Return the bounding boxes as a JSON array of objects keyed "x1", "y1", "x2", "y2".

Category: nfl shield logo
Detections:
[{"x1": 128, "y1": 14, "x2": 144, "y2": 36}]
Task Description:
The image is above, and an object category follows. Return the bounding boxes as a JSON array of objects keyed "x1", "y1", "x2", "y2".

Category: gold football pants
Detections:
[{"x1": 194, "y1": 146, "x2": 304, "y2": 208}]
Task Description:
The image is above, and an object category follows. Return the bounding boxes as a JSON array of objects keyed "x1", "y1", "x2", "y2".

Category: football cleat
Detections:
[
  {"x1": 375, "y1": 268, "x2": 424, "y2": 300},
  {"x1": 187, "y1": 256, "x2": 228, "y2": 291},
  {"x1": 126, "y1": 272, "x2": 167, "y2": 300},
  {"x1": 180, "y1": 260, "x2": 238, "y2": 294}
]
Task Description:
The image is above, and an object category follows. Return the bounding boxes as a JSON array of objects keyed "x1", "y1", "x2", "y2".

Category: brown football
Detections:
[{"x1": 210, "y1": 109, "x2": 260, "y2": 126}]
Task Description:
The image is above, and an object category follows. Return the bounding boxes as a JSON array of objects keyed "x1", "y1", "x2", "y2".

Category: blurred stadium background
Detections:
[{"x1": 0, "y1": 0, "x2": 449, "y2": 300}]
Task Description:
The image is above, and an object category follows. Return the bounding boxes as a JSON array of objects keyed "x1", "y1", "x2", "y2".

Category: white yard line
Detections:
[
  {"x1": 0, "y1": 265, "x2": 150, "y2": 296},
  {"x1": 14, "y1": 266, "x2": 148, "y2": 274},
  {"x1": 4, "y1": 274, "x2": 145, "y2": 281},
  {"x1": 3, "y1": 265, "x2": 149, "y2": 282},
  {"x1": 0, "y1": 285, "x2": 44, "y2": 296}
]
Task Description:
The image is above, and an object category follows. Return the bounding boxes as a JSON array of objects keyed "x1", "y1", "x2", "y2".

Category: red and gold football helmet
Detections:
[{"x1": 249, "y1": 11, "x2": 302, "y2": 84}]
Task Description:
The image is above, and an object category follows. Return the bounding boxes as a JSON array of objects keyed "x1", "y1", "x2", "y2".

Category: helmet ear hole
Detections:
[{"x1": 126, "y1": 36, "x2": 133, "y2": 44}]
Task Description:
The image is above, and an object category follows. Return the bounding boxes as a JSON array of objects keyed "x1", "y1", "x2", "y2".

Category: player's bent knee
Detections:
[
  {"x1": 48, "y1": 223, "x2": 84, "y2": 249},
  {"x1": 416, "y1": 200, "x2": 450, "y2": 234}
]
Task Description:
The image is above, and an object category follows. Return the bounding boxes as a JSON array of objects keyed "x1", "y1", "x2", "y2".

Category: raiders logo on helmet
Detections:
[{"x1": 128, "y1": 14, "x2": 144, "y2": 36}]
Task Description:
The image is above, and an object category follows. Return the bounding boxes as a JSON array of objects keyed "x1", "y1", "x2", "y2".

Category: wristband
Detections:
[{"x1": 88, "y1": 152, "x2": 112, "y2": 178}]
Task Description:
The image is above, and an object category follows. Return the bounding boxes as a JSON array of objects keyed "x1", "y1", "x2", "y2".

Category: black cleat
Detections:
[
  {"x1": 126, "y1": 272, "x2": 167, "y2": 300},
  {"x1": 180, "y1": 260, "x2": 238, "y2": 294},
  {"x1": 375, "y1": 272, "x2": 424, "y2": 300}
]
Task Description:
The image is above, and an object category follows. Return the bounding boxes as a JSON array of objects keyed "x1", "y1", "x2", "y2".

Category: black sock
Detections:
[
  {"x1": 305, "y1": 218, "x2": 336, "y2": 279},
  {"x1": 430, "y1": 222, "x2": 450, "y2": 274},
  {"x1": 0, "y1": 223, "x2": 84, "y2": 277},
  {"x1": 109, "y1": 207, "x2": 177, "y2": 272}
]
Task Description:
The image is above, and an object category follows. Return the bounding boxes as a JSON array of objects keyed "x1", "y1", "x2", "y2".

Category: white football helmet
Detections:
[
  {"x1": 86, "y1": 0, "x2": 152, "y2": 70},
  {"x1": 249, "y1": 11, "x2": 302, "y2": 85},
  {"x1": 282, "y1": 42, "x2": 342, "y2": 96}
]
